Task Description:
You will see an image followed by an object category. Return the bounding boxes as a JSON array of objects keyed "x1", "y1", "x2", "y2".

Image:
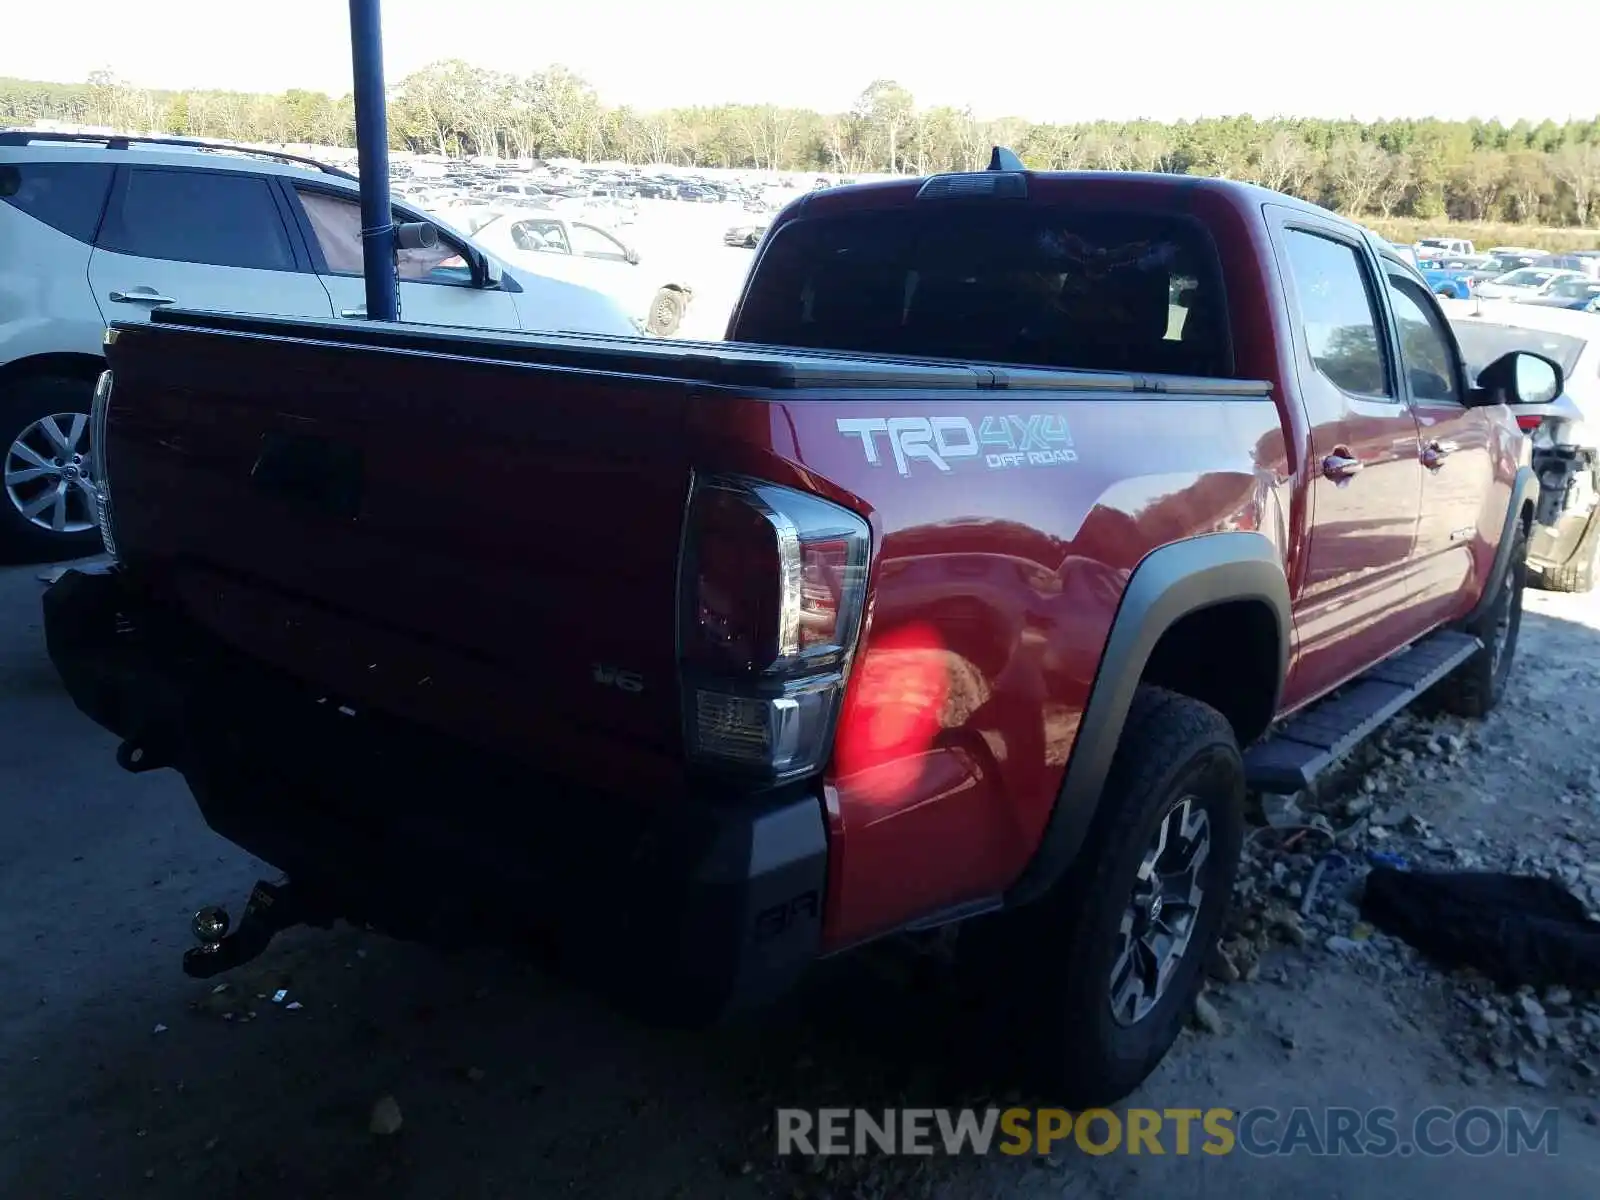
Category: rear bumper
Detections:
[{"x1": 42, "y1": 566, "x2": 828, "y2": 1022}]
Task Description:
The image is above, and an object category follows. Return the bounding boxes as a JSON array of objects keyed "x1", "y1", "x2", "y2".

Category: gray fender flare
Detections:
[
  {"x1": 1463, "y1": 465, "x2": 1538, "y2": 628},
  {"x1": 1005, "y1": 531, "x2": 1291, "y2": 906}
]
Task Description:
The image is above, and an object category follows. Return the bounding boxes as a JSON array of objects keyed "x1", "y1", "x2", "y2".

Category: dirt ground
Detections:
[{"x1": 2, "y1": 556, "x2": 1599, "y2": 1199}]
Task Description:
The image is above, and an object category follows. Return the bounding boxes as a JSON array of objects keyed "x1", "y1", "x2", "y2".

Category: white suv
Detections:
[{"x1": 0, "y1": 131, "x2": 640, "y2": 559}]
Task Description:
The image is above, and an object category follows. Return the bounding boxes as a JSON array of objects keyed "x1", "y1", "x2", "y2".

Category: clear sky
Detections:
[{"x1": 5, "y1": 0, "x2": 1597, "y2": 123}]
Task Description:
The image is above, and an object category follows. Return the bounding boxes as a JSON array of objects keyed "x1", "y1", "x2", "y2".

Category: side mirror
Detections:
[
  {"x1": 1475, "y1": 350, "x2": 1563, "y2": 406},
  {"x1": 481, "y1": 255, "x2": 504, "y2": 288}
]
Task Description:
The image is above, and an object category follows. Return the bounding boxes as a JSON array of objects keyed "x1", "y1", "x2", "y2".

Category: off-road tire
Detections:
[
  {"x1": 1535, "y1": 506, "x2": 1600, "y2": 594},
  {"x1": 1440, "y1": 521, "x2": 1528, "y2": 717},
  {"x1": 646, "y1": 287, "x2": 687, "y2": 336},
  {"x1": 0, "y1": 375, "x2": 101, "y2": 562},
  {"x1": 978, "y1": 685, "x2": 1246, "y2": 1108}
]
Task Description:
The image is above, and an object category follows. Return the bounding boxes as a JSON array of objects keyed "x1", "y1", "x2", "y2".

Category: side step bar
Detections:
[{"x1": 1243, "y1": 629, "x2": 1481, "y2": 792}]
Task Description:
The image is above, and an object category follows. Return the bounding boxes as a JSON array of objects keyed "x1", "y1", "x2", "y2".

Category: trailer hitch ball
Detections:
[
  {"x1": 181, "y1": 879, "x2": 327, "y2": 979},
  {"x1": 192, "y1": 905, "x2": 231, "y2": 949},
  {"x1": 116, "y1": 740, "x2": 164, "y2": 772}
]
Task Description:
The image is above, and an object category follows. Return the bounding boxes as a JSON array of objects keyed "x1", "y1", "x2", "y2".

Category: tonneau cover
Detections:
[
  {"x1": 142, "y1": 308, "x2": 1272, "y2": 398},
  {"x1": 144, "y1": 308, "x2": 988, "y2": 391}
]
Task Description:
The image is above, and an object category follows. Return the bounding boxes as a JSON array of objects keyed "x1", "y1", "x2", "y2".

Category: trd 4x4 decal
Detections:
[{"x1": 836, "y1": 414, "x2": 1077, "y2": 477}]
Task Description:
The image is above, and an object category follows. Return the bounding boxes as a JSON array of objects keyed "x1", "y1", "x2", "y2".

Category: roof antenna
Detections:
[{"x1": 988, "y1": 145, "x2": 1025, "y2": 172}]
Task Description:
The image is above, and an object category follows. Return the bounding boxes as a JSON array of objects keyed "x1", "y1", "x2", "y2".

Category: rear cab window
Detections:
[
  {"x1": 733, "y1": 206, "x2": 1233, "y2": 377},
  {"x1": 0, "y1": 161, "x2": 115, "y2": 243},
  {"x1": 1383, "y1": 271, "x2": 1464, "y2": 404}
]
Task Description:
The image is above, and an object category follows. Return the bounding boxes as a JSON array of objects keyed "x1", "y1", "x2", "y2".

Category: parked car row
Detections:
[
  {"x1": 1412, "y1": 237, "x2": 1600, "y2": 310},
  {"x1": 390, "y1": 156, "x2": 790, "y2": 229},
  {"x1": 387, "y1": 157, "x2": 800, "y2": 311}
]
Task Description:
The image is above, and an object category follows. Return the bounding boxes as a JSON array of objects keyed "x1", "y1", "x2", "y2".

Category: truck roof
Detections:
[{"x1": 788, "y1": 167, "x2": 1360, "y2": 235}]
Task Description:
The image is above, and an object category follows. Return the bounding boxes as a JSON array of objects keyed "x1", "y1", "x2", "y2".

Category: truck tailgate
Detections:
[{"x1": 103, "y1": 314, "x2": 703, "y2": 784}]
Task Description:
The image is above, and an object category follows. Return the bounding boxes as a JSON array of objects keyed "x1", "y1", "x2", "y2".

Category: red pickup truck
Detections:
[{"x1": 44, "y1": 156, "x2": 1558, "y2": 1105}]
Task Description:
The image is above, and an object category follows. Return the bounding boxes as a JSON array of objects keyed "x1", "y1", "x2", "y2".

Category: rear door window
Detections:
[
  {"x1": 1280, "y1": 229, "x2": 1392, "y2": 399},
  {"x1": 99, "y1": 167, "x2": 297, "y2": 271},
  {"x1": 0, "y1": 161, "x2": 114, "y2": 243},
  {"x1": 734, "y1": 206, "x2": 1232, "y2": 377},
  {"x1": 1384, "y1": 273, "x2": 1463, "y2": 404}
]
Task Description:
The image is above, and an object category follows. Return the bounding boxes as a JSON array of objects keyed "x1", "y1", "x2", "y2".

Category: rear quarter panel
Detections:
[{"x1": 716, "y1": 389, "x2": 1290, "y2": 949}]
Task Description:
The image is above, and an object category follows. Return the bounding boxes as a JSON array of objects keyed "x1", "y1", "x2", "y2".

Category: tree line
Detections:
[{"x1": 3, "y1": 66, "x2": 1598, "y2": 227}]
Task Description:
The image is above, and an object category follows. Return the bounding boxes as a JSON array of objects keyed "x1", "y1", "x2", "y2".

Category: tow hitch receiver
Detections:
[{"x1": 181, "y1": 877, "x2": 334, "y2": 979}]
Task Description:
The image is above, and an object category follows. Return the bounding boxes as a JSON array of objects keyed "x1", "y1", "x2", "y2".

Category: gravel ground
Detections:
[{"x1": 3, "y1": 557, "x2": 1599, "y2": 1199}]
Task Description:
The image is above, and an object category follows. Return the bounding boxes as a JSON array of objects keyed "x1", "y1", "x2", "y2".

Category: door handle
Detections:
[
  {"x1": 340, "y1": 307, "x2": 367, "y2": 318},
  {"x1": 1421, "y1": 440, "x2": 1456, "y2": 470},
  {"x1": 1322, "y1": 453, "x2": 1364, "y2": 483},
  {"x1": 108, "y1": 289, "x2": 177, "y2": 306}
]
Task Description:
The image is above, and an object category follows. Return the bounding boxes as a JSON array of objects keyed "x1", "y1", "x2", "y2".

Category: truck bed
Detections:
[{"x1": 100, "y1": 308, "x2": 1283, "y2": 933}]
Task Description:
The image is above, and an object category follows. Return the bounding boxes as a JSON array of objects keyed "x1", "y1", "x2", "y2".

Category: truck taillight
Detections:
[
  {"x1": 679, "y1": 475, "x2": 870, "y2": 781},
  {"x1": 1516, "y1": 414, "x2": 1543, "y2": 433},
  {"x1": 89, "y1": 369, "x2": 118, "y2": 558}
]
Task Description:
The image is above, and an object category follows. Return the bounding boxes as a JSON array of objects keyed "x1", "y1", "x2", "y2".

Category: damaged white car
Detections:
[
  {"x1": 1447, "y1": 300, "x2": 1600, "y2": 592},
  {"x1": 438, "y1": 204, "x2": 695, "y2": 336}
]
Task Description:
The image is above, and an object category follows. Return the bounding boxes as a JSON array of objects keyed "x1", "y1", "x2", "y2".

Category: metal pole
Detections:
[{"x1": 348, "y1": 0, "x2": 397, "y2": 321}]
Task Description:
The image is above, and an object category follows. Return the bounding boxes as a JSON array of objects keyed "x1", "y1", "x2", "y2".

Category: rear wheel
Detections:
[
  {"x1": 646, "y1": 288, "x2": 687, "y2": 336},
  {"x1": 1440, "y1": 521, "x2": 1527, "y2": 717},
  {"x1": 974, "y1": 686, "x2": 1246, "y2": 1107},
  {"x1": 1, "y1": 375, "x2": 102, "y2": 562}
]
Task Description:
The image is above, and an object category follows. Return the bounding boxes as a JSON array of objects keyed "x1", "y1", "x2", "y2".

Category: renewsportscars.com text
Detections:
[{"x1": 776, "y1": 1106, "x2": 1561, "y2": 1158}]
